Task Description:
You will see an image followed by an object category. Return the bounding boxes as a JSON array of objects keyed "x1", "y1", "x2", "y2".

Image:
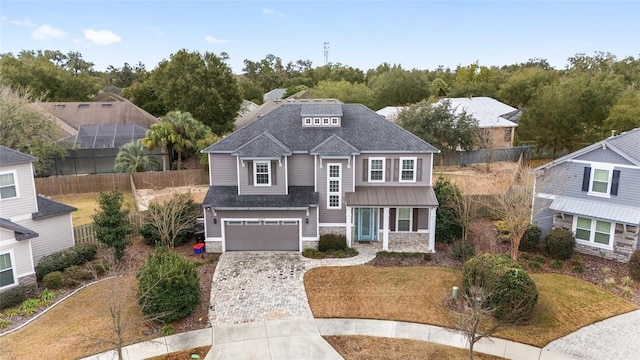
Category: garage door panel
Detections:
[{"x1": 225, "y1": 222, "x2": 299, "y2": 251}]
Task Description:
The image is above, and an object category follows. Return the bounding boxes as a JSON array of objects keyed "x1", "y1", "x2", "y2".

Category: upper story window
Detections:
[
  {"x1": 574, "y1": 216, "x2": 613, "y2": 248},
  {"x1": 504, "y1": 128, "x2": 513, "y2": 143},
  {"x1": 331, "y1": 117, "x2": 339, "y2": 125},
  {"x1": 0, "y1": 171, "x2": 18, "y2": 200},
  {"x1": 314, "y1": 118, "x2": 321, "y2": 125},
  {"x1": 323, "y1": 118, "x2": 330, "y2": 125},
  {"x1": 254, "y1": 161, "x2": 271, "y2": 186},
  {"x1": 581, "y1": 164, "x2": 619, "y2": 197},
  {"x1": 369, "y1": 158, "x2": 385, "y2": 182},
  {"x1": 304, "y1": 117, "x2": 312, "y2": 125},
  {"x1": 327, "y1": 163, "x2": 341, "y2": 209},
  {"x1": 396, "y1": 207, "x2": 412, "y2": 231},
  {"x1": 400, "y1": 157, "x2": 416, "y2": 182},
  {"x1": 0, "y1": 252, "x2": 16, "y2": 288}
]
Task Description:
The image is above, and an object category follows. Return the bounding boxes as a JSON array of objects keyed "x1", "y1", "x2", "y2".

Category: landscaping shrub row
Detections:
[{"x1": 35, "y1": 243, "x2": 99, "y2": 281}]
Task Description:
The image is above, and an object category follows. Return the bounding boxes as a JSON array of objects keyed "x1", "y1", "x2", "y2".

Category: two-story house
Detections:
[
  {"x1": 201, "y1": 102, "x2": 440, "y2": 253},
  {"x1": 1, "y1": 146, "x2": 76, "y2": 291},
  {"x1": 532, "y1": 128, "x2": 640, "y2": 262}
]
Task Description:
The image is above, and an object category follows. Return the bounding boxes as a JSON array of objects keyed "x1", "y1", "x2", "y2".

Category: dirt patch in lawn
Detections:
[{"x1": 324, "y1": 336, "x2": 504, "y2": 360}]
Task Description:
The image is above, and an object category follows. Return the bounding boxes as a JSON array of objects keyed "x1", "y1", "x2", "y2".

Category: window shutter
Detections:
[
  {"x1": 247, "y1": 160, "x2": 253, "y2": 185},
  {"x1": 416, "y1": 159, "x2": 423, "y2": 182},
  {"x1": 611, "y1": 170, "x2": 620, "y2": 195},
  {"x1": 362, "y1": 158, "x2": 368, "y2": 182},
  {"x1": 386, "y1": 158, "x2": 392, "y2": 182},
  {"x1": 271, "y1": 160, "x2": 277, "y2": 185},
  {"x1": 581, "y1": 167, "x2": 591, "y2": 192},
  {"x1": 412, "y1": 208, "x2": 419, "y2": 231},
  {"x1": 390, "y1": 208, "x2": 396, "y2": 231},
  {"x1": 393, "y1": 159, "x2": 399, "y2": 182}
]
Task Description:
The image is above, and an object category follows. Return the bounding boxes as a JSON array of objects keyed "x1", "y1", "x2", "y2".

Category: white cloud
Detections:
[
  {"x1": 263, "y1": 8, "x2": 284, "y2": 17},
  {"x1": 11, "y1": 18, "x2": 36, "y2": 27},
  {"x1": 83, "y1": 29, "x2": 122, "y2": 45},
  {"x1": 204, "y1": 35, "x2": 229, "y2": 44},
  {"x1": 32, "y1": 24, "x2": 66, "y2": 40}
]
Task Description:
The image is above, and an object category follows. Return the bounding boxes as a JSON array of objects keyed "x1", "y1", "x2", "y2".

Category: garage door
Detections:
[{"x1": 225, "y1": 220, "x2": 299, "y2": 251}]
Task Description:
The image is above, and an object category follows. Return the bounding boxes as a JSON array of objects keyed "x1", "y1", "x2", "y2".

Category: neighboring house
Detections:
[
  {"x1": 376, "y1": 106, "x2": 404, "y2": 123},
  {"x1": 532, "y1": 128, "x2": 640, "y2": 262},
  {"x1": 0, "y1": 146, "x2": 76, "y2": 291},
  {"x1": 443, "y1": 97, "x2": 519, "y2": 148},
  {"x1": 263, "y1": 88, "x2": 287, "y2": 102},
  {"x1": 202, "y1": 102, "x2": 440, "y2": 253}
]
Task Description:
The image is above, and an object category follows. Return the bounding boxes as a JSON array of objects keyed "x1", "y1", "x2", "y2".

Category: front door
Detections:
[{"x1": 355, "y1": 208, "x2": 378, "y2": 241}]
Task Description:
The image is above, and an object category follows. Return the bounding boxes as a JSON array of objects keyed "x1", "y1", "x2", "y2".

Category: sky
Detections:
[{"x1": 1, "y1": 1, "x2": 639, "y2": 74}]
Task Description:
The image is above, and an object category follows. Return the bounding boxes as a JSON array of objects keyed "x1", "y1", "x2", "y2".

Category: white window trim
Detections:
[
  {"x1": 368, "y1": 158, "x2": 385, "y2": 183},
  {"x1": 572, "y1": 215, "x2": 614, "y2": 250},
  {"x1": 396, "y1": 207, "x2": 413, "y2": 232},
  {"x1": 313, "y1": 117, "x2": 321, "y2": 125},
  {"x1": 587, "y1": 163, "x2": 615, "y2": 198},
  {"x1": 327, "y1": 163, "x2": 342, "y2": 209},
  {"x1": 304, "y1": 117, "x2": 312, "y2": 125},
  {"x1": 0, "y1": 170, "x2": 19, "y2": 201},
  {"x1": 322, "y1": 117, "x2": 330, "y2": 125},
  {"x1": 331, "y1": 117, "x2": 339, "y2": 125},
  {"x1": 399, "y1": 157, "x2": 417, "y2": 183},
  {"x1": 0, "y1": 250, "x2": 17, "y2": 289},
  {"x1": 254, "y1": 161, "x2": 271, "y2": 186}
]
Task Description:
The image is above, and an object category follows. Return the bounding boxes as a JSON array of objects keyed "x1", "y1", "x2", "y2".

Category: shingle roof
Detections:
[
  {"x1": 0, "y1": 218, "x2": 39, "y2": 240},
  {"x1": 301, "y1": 104, "x2": 343, "y2": 117},
  {"x1": 0, "y1": 146, "x2": 37, "y2": 165},
  {"x1": 442, "y1": 97, "x2": 519, "y2": 128},
  {"x1": 203, "y1": 186, "x2": 318, "y2": 209},
  {"x1": 32, "y1": 196, "x2": 77, "y2": 220},
  {"x1": 310, "y1": 134, "x2": 360, "y2": 157},
  {"x1": 205, "y1": 104, "x2": 439, "y2": 154},
  {"x1": 232, "y1": 132, "x2": 292, "y2": 158},
  {"x1": 263, "y1": 88, "x2": 287, "y2": 101}
]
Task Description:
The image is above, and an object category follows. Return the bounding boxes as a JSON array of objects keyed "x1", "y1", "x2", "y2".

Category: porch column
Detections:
[
  {"x1": 428, "y1": 207, "x2": 437, "y2": 252},
  {"x1": 346, "y1": 206, "x2": 352, "y2": 247},
  {"x1": 383, "y1": 207, "x2": 390, "y2": 251}
]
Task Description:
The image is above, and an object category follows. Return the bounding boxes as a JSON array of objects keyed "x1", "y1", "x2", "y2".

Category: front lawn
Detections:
[
  {"x1": 304, "y1": 266, "x2": 637, "y2": 347},
  {"x1": 51, "y1": 192, "x2": 135, "y2": 226}
]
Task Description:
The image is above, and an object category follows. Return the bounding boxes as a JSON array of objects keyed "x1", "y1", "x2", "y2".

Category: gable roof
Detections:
[
  {"x1": 0, "y1": 146, "x2": 37, "y2": 165},
  {"x1": 33, "y1": 196, "x2": 77, "y2": 220},
  {"x1": 232, "y1": 132, "x2": 292, "y2": 158},
  {"x1": 535, "y1": 128, "x2": 640, "y2": 170},
  {"x1": 206, "y1": 103, "x2": 439, "y2": 155},
  {"x1": 442, "y1": 97, "x2": 518, "y2": 128},
  {"x1": 310, "y1": 134, "x2": 360, "y2": 157},
  {"x1": 0, "y1": 218, "x2": 38, "y2": 240}
]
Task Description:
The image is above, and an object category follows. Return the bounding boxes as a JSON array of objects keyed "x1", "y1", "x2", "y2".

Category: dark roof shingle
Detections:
[
  {"x1": 0, "y1": 218, "x2": 39, "y2": 240},
  {"x1": 0, "y1": 146, "x2": 37, "y2": 165},
  {"x1": 203, "y1": 186, "x2": 318, "y2": 209},
  {"x1": 33, "y1": 196, "x2": 77, "y2": 220}
]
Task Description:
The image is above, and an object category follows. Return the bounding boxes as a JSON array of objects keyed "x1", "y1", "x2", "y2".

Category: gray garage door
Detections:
[{"x1": 225, "y1": 220, "x2": 299, "y2": 251}]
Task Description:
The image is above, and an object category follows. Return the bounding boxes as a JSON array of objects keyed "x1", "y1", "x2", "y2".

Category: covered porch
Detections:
[{"x1": 345, "y1": 186, "x2": 439, "y2": 252}]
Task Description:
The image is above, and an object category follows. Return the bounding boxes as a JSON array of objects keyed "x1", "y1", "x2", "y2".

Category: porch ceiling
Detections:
[
  {"x1": 550, "y1": 196, "x2": 640, "y2": 225},
  {"x1": 345, "y1": 186, "x2": 438, "y2": 207}
]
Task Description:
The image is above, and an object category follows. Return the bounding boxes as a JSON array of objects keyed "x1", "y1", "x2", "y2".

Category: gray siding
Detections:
[
  {"x1": 27, "y1": 215, "x2": 75, "y2": 264},
  {"x1": 0, "y1": 162, "x2": 38, "y2": 217},
  {"x1": 288, "y1": 154, "x2": 314, "y2": 186},
  {"x1": 317, "y1": 159, "x2": 348, "y2": 224},
  {"x1": 354, "y1": 153, "x2": 432, "y2": 187},
  {"x1": 0, "y1": 235, "x2": 34, "y2": 281},
  {"x1": 209, "y1": 154, "x2": 237, "y2": 186},
  {"x1": 575, "y1": 148, "x2": 636, "y2": 166},
  {"x1": 205, "y1": 210, "x2": 221, "y2": 237},
  {"x1": 239, "y1": 159, "x2": 287, "y2": 195},
  {"x1": 532, "y1": 197, "x2": 555, "y2": 236},
  {"x1": 304, "y1": 207, "x2": 318, "y2": 237}
]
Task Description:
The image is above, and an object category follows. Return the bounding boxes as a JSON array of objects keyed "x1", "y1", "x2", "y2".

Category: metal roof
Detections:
[
  {"x1": 345, "y1": 186, "x2": 439, "y2": 207},
  {"x1": 442, "y1": 97, "x2": 519, "y2": 128},
  {"x1": 550, "y1": 196, "x2": 640, "y2": 225}
]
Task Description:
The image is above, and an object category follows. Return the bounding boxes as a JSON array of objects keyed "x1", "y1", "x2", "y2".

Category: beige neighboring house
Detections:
[{"x1": 0, "y1": 147, "x2": 76, "y2": 291}]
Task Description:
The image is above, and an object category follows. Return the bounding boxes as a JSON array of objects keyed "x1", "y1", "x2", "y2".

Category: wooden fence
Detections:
[
  {"x1": 35, "y1": 169, "x2": 209, "y2": 195},
  {"x1": 73, "y1": 213, "x2": 143, "y2": 245}
]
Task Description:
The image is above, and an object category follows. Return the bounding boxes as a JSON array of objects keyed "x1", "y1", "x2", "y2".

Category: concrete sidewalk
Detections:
[{"x1": 81, "y1": 318, "x2": 577, "y2": 360}]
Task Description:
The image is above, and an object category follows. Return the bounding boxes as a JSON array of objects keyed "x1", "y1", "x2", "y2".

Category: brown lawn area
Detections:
[
  {"x1": 433, "y1": 161, "x2": 520, "y2": 195},
  {"x1": 304, "y1": 266, "x2": 637, "y2": 347},
  {"x1": 325, "y1": 336, "x2": 504, "y2": 360},
  {"x1": 51, "y1": 192, "x2": 135, "y2": 226}
]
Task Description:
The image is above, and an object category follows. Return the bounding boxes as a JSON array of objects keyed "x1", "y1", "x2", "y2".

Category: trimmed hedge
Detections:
[
  {"x1": 462, "y1": 254, "x2": 538, "y2": 322},
  {"x1": 318, "y1": 234, "x2": 348, "y2": 252},
  {"x1": 544, "y1": 229, "x2": 576, "y2": 260},
  {"x1": 35, "y1": 243, "x2": 98, "y2": 281},
  {"x1": 0, "y1": 284, "x2": 37, "y2": 310}
]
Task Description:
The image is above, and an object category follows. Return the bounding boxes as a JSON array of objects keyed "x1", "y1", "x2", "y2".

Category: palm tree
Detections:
[
  {"x1": 113, "y1": 139, "x2": 159, "y2": 173},
  {"x1": 142, "y1": 121, "x2": 173, "y2": 171},
  {"x1": 162, "y1": 111, "x2": 213, "y2": 170}
]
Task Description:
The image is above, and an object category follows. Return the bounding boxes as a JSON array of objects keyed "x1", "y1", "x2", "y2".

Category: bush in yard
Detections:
[
  {"x1": 0, "y1": 284, "x2": 37, "y2": 310},
  {"x1": 141, "y1": 193, "x2": 201, "y2": 248},
  {"x1": 462, "y1": 254, "x2": 538, "y2": 322},
  {"x1": 434, "y1": 177, "x2": 463, "y2": 243},
  {"x1": 318, "y1": 234, "x2": 348, "y2": 252},
  {"x1": 544, "y1": 228, "x2": 576, "y2": 260},
  {"x1": 519, "y1": 225, "x2": 542, "y2": 252},
  {"x1": 629, "y1": 250, "x2": 640, "y2": 282},
  {"x1": 452, "y1": 238, "x2": 475, "y2": 262},
  {"x1": 63, "y1": 265, "x2": 94, "y2": 284},
  {"x1": 36, "y1": 243, "x2": 98, "y2": 281},
  {"x1": 92, "y1": 189, "x2": 132, "y2": 260},
  {"x1": 42, "y1": 271, "x2": 65, "y2": 289},
  {"x1": 137, "y1": 248, "x2": 201, "y2": 324}
]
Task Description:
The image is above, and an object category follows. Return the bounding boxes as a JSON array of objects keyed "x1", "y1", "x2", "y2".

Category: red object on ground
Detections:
[{"x1": 193, "y1": 243, "x2": 205, "y2": 254}]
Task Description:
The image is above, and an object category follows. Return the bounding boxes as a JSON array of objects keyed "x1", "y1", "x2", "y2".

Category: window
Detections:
[
  {"x1": 397, "y1": 208, "x2": 412, "y2": 232},
  {"x1": 574, "y1": 216, "x2": 613, "y2": 247},
  {"x1": 227, "y1": 221, "x2": 242, "y2": 225},
  {"x1": 400, "y1": 158, "x2": 416, "y2": 182},
  {"x1": 264, "y1": 220, "x2": 279, "y2": 225},
  {"x1": 369, "y1": 158, "x2": 385, "y2": 182},
  {"x1": 327, "y1": 164, "x2": 341, "y2": 209},
  {"x1": 314, "y1": 118, "x2": 321, "y2": 125},
  {"x1": 504, "y1": 128, "x2": 513, "y2": 143},
  {"x1": 591, "y1": 169, "x2": 609, "y2": 194},
  {"x1": 583, "y1": 165, "x2": 619, "y2": 197},
  {"x1": 254, "y1": 161, "x2": 270, "y2": 186},
  {"x1": 245, "y1": 220, "x2": 260, "y2": 225},
  {"x1": 304, "y1": 117, "x2": 312, "y2": 125},
  {"x1": 323, "y1": 117, "x2": 330, "y2": 125},
  {"x1": 331, "y1": 117, "x2": 339, "y2": 125},
  {"x1": 0, "y1": 252, "x2": 15, "y2": 288},
  {"x1": 0, "y1": 172, "x2": 17, "y2": 200}
]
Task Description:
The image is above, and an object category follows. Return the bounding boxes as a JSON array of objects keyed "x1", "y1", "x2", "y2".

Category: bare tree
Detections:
[
  {"x1": 142, "y1": 192, "x2": 201, "y2": 248},
  {"x1": 448, "y1": 179, "x2": 477, "y2": 242},
  {"x1": 475, "y1": 128, "x2": 495, "y2": 173}
]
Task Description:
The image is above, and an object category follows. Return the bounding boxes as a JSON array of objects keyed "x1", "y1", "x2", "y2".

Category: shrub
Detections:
[
  {"x1": 629, "y1": 250, "x2": 640, "y2": 282},
  {"x1": 43, "y1": 271, "x2": 65, "y2": 289},
  {"x1": 20, "y1": 298, "x2": 40, "y2": 316},
  {"x1": 551, "y1": 260, "x2": 563, "y2": 269},
  {"x1": 63, "y1": 265, "x2": 94, "y2": 284},
  {"x1": 137, "y1": 248, "x2": 201, "y2": 324},
  {"x1": 302, "y1": 248, "x2": 325, "y2": 259},
  {"x1": 462, "y1": 254, "x2": 538, "y2": 322},
  {"x1": 452, "y1": 239, "x2": 475, "y2": 262},
  {"x1": 434, "y1": 177, "x2": 463, "y2": 243},
  {"x1": 0, "y1": 318, "x2": 9, "y2": 330},
  {"x1": 0, "y1": 284, "x2": 36, "y2": 310},
  {"x1": 528, "y1": 261, "x2": 542, "y2": 271},
  {"x1": 318, "y1": 234, "x2": 347, "y2": 252},
  {"x1": 519, "y1": 225, "x2": 542, "y2": 252},
  {"x1": 161, "y1": 324, "x2": 175, "y2": 336},
  {"x1": 89, "y1": 258, "x2": 110, "y2": 276},
  {"x1": 544, "y1": 229, "x2": 576, "y2": 260},
  {"x1": 35, "y1": 243, "x2": 98, "y2": 281},
  {"x1": 573, "y1": 264, "x2": 584, "y2": 274},
  {"x1": 40, "y1": 289, "x2": 56, "y2": 306}
]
